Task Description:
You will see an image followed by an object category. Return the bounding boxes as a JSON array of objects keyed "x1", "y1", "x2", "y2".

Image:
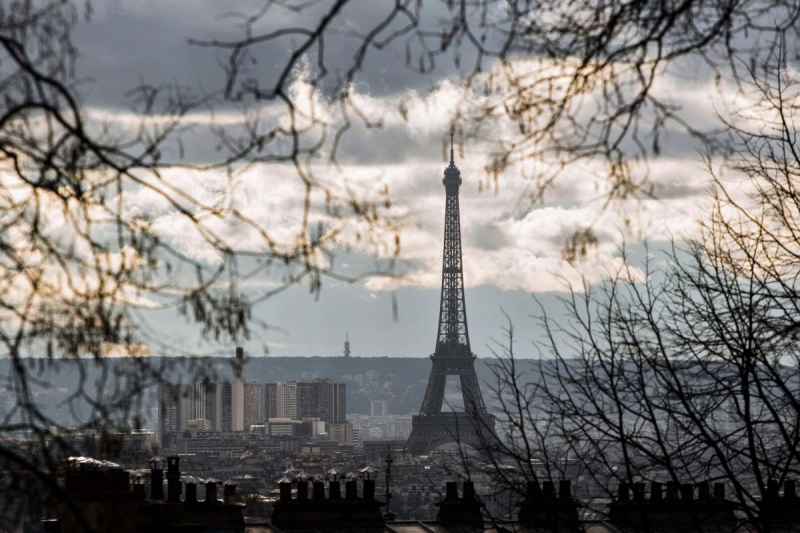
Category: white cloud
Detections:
[{"x1": 68, "y1": 56, "x2": 760, "y2": 297}]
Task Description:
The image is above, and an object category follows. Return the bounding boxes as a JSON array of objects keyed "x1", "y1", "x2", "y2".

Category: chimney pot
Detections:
[
  {"x1": 346, "y1": 480, "x2": 358, "y2": 500},
  {"x1": 768, "y1": 479, "x2": 780, "y2": 499},
  {"x1": 651, "y1": 482, "x2": 663, "y2": 501},
  {"x1": 364, "y1": 479, "x2": 376, "y2": 500},
  {"x1": 698, "y1": 482, "x2": 711, "y2": 501},
  {"x1": 329, "y1": 479, "x2": 341, "y2": 500},
  {"x1": 150, "y1": 468, "x2": 164, "y2": 501},
  {"x1": 785, "y1": 480, "x2": 796, "y2": 499},
  {"x1": 185, "y1": 483, "x2": 197, "y2": 503},
  {"x1": 713, "y1": 482, "x2": 725, "y2": 500},
  {"x1": 618, "y1": 482, "x2": 630, "y2": 503},
  {"x1": 463, "y1": 481, "x2": 476, "y2": 501},
  {"x1": 279, "y1": 482, "x2": 291, "y2": 502},
  {"x1": 526, "y1": 480, "x2": 541, "y2": 500},
  {"x1": 224, "y1": 483, "x2": 237, "y2": 502},
  {"x1": 666, "y1": 481, "x2": 680, "y2": 501},
  {"x1": 681, "y1": 484, "x2": 694, "y2": 501},
  {"x1": 297, "y1": 480, "x2": 309, "y2": 500},
  {"x1": 205, "y1": 481, "x2": 218, "y2": 503},
  {"x1": 445, "y1": 481, "x2": 458, "y2": 501},
  {"x1": 559, "y1": 480, "x2": 572, "y2": 501},
  {"x1": 167, "y1": 457, "x2": 181, "y2": 503},
  {"x1": 633, "y1": 483, "x2": 645, "y2": 502},
  {"x1": 542, "y1": 481, "x2": 555, "y2": 499},
  {"x1": 313, "y1": 480, "x2": 325, "y2": 500}
]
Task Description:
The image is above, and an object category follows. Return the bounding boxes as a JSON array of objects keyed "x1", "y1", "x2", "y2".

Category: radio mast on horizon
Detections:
[{"x1": 343, "y1": 333, "x2": 351, "y2": 358}]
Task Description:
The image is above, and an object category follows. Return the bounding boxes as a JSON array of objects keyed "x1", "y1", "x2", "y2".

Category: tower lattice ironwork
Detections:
[{"x1": 406, "y1": 134, "x2": 495, "y2": 456}]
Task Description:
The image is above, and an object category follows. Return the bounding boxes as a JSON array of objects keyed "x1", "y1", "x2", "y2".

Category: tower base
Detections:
[{"x1": 406, "y1": 412, "x2": 495, "y2": 456}]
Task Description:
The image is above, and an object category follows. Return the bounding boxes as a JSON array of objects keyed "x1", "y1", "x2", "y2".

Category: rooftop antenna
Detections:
[{"x1": 449, "y1": 128, "x2": 455, "y2": 165}]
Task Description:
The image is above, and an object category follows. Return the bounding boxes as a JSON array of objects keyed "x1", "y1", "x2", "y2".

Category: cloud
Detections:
[
  {"x1": 62, "y1": 26, "x2": 767, "y2": 299},
  {"x1": 85, "y1": 67, "x2": 755, "y2": 296}
]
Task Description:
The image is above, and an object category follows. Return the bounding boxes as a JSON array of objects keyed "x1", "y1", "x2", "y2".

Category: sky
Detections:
[{"x1": 61, "y1": 0, "x2": 763, "y2": 359}]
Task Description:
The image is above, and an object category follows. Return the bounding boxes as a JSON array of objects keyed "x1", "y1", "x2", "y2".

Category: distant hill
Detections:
[
  {"x1": 235, "y1": 356, "x2": 501, "y2": 415},
  {"x1": 0, "y1": 356, "x2": 523, "y2": 422}
]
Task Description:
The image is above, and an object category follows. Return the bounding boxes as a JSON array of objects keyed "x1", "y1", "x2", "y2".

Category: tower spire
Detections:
[{"x1": 449, "y1": 129, "x2": 454, "y2": 165}]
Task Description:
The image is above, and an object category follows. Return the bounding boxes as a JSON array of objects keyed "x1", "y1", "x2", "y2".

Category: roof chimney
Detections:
[
  {"x1": 542, "y1": 480, "x2": 555, "y2": 499},
  {"x1": 610, "y1": 481, "x2": 736, "y2": 527},
  {"x1": 759, "y1": 478, "x2": 800, "y2": 524},
  {"x1": 651, "y1": 481, "x2": 662, "y2": 501},
  {"x1": 436, "y1": 481, "x2": 484, "y2": 527},
  {"x1": 445, "y1": 481, "x2": 458, "y2": 501},
  {"x1": 205, "y1": 479, "x2": 219, "y2": 504},
  {"x1": 149, "y1": 456, "x2": 164, "y2": 501},
  {"x1": 560, "y1": 480, "x2": 572, "y2": 501},
  {"x1": 785, "y1": 480, "x2": 796, "y2": 499},
  {"x1": 184, "y1": 479, "x2": 198, "y2": 503},
  {"x1": 270, "y1": 470, "x2": 385, "y2": 530},
  {"x1": 517, "y1": 478, "x2": 580, "y2": 531},
  {"x1": 224, "y1": 480, "x2": 238, "y2": 502},
  {"x1": 166, "y1": 456, "x2": 181, "y2": 503}
]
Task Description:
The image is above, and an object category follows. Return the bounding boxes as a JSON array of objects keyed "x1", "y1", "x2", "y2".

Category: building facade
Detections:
[
  {"x1": 329, "y1": 422, "x2": 353, "y2": 445},
  {"x1": 276, "y1": 381, "x2": 298, "y2": 419},
  {"x1": 244, "y1": 382, "x2": 263, "y2": 430},
  {"x1": 158, "y1": 383, "x2": 180, "y2": 445},
  {"x1": 264, "y1": 382, "x2": 277, "y2": 419}
]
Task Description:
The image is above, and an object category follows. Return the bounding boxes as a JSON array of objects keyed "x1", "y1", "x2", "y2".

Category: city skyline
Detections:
[{"x1": 158, "y1": 373, "x2": 348, "y2": 444}]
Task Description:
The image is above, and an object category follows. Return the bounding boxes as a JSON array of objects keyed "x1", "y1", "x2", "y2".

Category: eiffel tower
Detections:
[{"x1": 406, "y1": 134, "x2": 495, "y2": 456}]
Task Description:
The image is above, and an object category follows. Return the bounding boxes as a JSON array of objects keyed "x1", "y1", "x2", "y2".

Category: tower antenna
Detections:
[
  {"x1": 449, "y1": 128, "x2": 454, "y2": 164},
  {"x1": 343, "y1": 333, "x2": 351, "y2": 358}
]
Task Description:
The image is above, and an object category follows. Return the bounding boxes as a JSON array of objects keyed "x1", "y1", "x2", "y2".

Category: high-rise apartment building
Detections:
[
  {"x1": 244, "y1": 382, "x2": 263, "y2": 429},
  {"x1": 159, "y1": 383, "x2": 208, "y2": 444},
  {"x1": 232, "y1": 347, "x2": 245, "y2": 431},
  {"x1": 204, "y1": 383, "x2": 220, "y2": 430},
  {"x1": 264, "y1": 382, "x2": 277, "y2": 419},
  {"x1": 158, "y1": 383, "x2": 180, "y2": 445},
  {"x1": 219, "y1": 381, "x2": 233, "y2": 432},
  {"x1": 317, "y1": 379, "x2": 346, "y2": 423},
  {"x1": 179, "y1": 383, "x2": 206, "y2": 426},
  {"x1": 293, "y1": 379, "x2": 347, "y2": 423},
  {"x1": 276, "y1": 382, "x2": 297, "y2": 419},
  {"x1": 296, "y1": 381, "x2": 319, "y2": 420}
]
